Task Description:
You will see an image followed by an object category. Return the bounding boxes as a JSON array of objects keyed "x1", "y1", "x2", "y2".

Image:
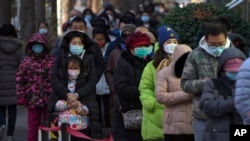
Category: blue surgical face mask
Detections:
[
  {"x1": 69, "y1": 45, "x2": 84, "y2": 56},
  {"x1": 32, "y1": 44, "x2": 44, "y2": 54},
  {"x1": 141, "y1": 16, "x2": 150, "y2": 23},
  {"x1": 39, "y1": 28, "x2": 48, "y2": 35},
  {"x1": 207, "y1": 46, "x2": 225, "y2": 57},
  {"x1": 85, "y1": 15, "x2": 92, "y2": 21},
  {"x1": 225, "y1": 72, "x2": 238, "y2": 81},
  {"x1": 134, "y1": 47, "x2": 149, "y2": 58}
]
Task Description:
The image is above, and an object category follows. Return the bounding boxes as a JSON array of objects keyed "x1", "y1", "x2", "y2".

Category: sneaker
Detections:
[
  {"x1": 7, "y1": 136, "x2": 15, "y2": 141},
  {"x1": 0, "y1": 125, "x2": 6, "y2": 140}
]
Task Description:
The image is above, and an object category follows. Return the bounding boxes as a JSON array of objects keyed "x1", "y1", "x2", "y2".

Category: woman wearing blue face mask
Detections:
[
  {"x1": 200, "y1": 47, "x2": 246, "y2": 141},
  {"x1": 112, "y1": 32, "x2": 152, "y2": 141},
  {"x1": 50, "y1": 31, "x2": 102, "y2": 140}
]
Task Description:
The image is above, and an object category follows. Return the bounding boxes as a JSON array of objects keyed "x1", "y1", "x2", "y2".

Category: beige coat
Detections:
[{"x1": 155, "y1": 44, "x2": 193, "y2": 135}]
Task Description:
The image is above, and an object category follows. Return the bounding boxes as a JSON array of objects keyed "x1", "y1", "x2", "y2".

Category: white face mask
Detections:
[
  {"x1": 68, "y1": 69, "x2": 80, "y2": 80},
  {"x1": 163, "y1": 43, "x2": 177, "y2": 54}
]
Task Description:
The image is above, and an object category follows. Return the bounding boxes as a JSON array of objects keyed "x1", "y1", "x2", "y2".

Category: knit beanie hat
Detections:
[
  {"x1": 158, "y1": 25, "x2": 180, "y2": 46},
  {"x1": 121, "y1": 24, "x2": 136, "y2": 33},
  {"x1": 223, "y1": 58, "x2": 244, "y2": 72},
  {"x1": 126, "y1": 31, "x2": 150, "y2": 50}
]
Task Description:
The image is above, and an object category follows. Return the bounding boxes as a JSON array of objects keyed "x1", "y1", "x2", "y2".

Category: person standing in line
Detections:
[
  {"x1": 200, "y1": 47, "x2": 246, "y2": 141},
  {"x1": 16, "y1": 33, "x2": 55, "y2": 141},
  {"x1": 181, "y1": 22, "x2": 234, "y2": 141},
  {"x1": 139, "y1": 25, "x2": 180, "y2": 141},
  {"x1": 104, "y1": 24, "x2": 136, "y2": 129},
  {"x1": 92, "y1": 26, "x2": 111, "y2": 128},
  {"x1": 50, "y1": 31, "x2": 102, "y2": 139},
  {"x1": 156, "y1": 44, "x2": 194, "y2": 141},
  {"x1": 0, "y1": 23, "x2": 25, "y2": 141},
  {"x1": 235, "y1": 55, "x2": 250, "y2": 124},
  {"x1": 113, "y1": 32, "x2": 152, "y2": 141}
]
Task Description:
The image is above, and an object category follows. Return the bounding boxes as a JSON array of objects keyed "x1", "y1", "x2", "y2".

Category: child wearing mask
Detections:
[
  {"x1": 53, "y1": 56, "x2": 90, "y2": 140},
  {"x1": 16, "y1": 33, "x2": 55, "y2": 141},
  {"x1": 49, "y1": 31, "x2": 102, "y2": 140},
  {"x1": 200, "y1": 47, "x2": 246, "y2": 141}
]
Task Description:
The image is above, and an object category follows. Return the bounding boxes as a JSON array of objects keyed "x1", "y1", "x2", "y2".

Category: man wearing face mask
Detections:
[{"x1": 181, "y1": 22, "x2": 234, "y2": 141}]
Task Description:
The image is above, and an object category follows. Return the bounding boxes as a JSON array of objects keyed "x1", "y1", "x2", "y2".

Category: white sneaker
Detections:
[
  {"x1": 0, "y1": 125, "x2": 6, "y2": 140},
  {"x1": 7, "y1": 136, "x2": 15, "y2": 141}
]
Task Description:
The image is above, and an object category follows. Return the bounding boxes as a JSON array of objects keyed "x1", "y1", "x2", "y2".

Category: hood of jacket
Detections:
[
  {"x1": 59, "y1": 31, "x2": 95, "y2": 56},
  {"x1": 199, "y1": 36, "x2": 232, "y2": 57},
  {"x1": 170, "y1": 44, "x2": 192, "y2": 78},
  {"x1": 217, "y1": 47, "x2": 246, "y2": 78},
  {"x1": 26, "y1": 33, "x2": 49, "y2": 56},
  {"x1": 0, "y1": 36, "x2": 24, "y2": 54}
]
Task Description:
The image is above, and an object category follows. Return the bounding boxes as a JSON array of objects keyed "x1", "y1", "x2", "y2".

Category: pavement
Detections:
[{"x1": 1, "y1": 106, "x2": 27, "y2": 141}]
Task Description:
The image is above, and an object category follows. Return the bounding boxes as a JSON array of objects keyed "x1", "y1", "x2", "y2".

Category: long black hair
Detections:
[{"x1": 152, "y1": 46, "x2": 170, "y2": 68}]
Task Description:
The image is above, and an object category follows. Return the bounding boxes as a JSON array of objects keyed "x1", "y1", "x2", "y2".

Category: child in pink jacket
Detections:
[{"x1": 16, "y1": 33, "x2": 55, "y2": 141}]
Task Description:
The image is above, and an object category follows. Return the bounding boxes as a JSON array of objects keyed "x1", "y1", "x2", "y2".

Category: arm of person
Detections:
[
  {"x1": 16, "y1": 60, "x2": 27, "y2": 99},
  {"x1": 139, "y1": 62, "x2": 160, "y2": 112},
  {"x1": 94, "y1": 44, "x2": 105, "y2": 82},
  {"x1": 75, "y1": 60, "x2": 97, "y2": 99},
  {"x1": 235, "y1": 59, "x2": 250, "y2": 124},
  {"x1": 113, "y1": 59, "x2": 140, "y2": 100},
  {"x1": 155, "y1": 68, "x2": 192, "y2": 106},
  {"x1": 181, "y1": 52, "x2": 209, "y2": 95},
  {"x1": 200, "y1": 80, "x2": 234, "y2": 118},
  {"x1": 50, "y1": 57, "x2": 70, "y2": 99},
  {"x1": 55, "y1": 100, "x2": 68, "y2": 111},
  {"x1": 104, "y1": 51, "x2": 115, "y2": 94}
]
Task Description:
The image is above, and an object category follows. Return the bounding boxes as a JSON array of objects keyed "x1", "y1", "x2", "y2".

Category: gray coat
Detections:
[
  {"x1": 200, "y1": 47, "x2": 245, "y2": 141},
  {"x1": 0, "y1": 36, "x2": 25, "y2": 105}
]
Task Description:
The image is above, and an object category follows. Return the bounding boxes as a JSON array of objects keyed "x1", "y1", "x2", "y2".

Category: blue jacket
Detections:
[{"x1": 235, "y1": 58, "x2": 250, "y2": 124}]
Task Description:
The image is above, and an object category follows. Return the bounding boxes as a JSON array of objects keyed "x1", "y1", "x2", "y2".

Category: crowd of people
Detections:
[{"x1": 0, "y1": 2, "x2": 250, "y2": 141}]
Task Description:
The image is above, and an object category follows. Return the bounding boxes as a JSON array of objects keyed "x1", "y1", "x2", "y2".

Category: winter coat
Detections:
[
  {"x1": 104, "y1": 46, "x2": 123, "y2": 96},
  {"x1": 139, "y1": 61, "x2": 164, "y2": 140},
  {"x1": 200, "y1": 47, "x2": 245, "y2": 141},
  {"x1": 235, "y1": 58, "x2": 250, "y2": 124},
  {"x1": 49, "y1": 31, "x2": 102, "y2": 138},
  {"x1": 96, "y1": 43, "x2": 109, "y2": 95},
  {"x1": 181, "y1": 36, "x2": 233, "y2": 120},
  {"x1": 51, "y1": 31, "x2": 104, "y2": 82},
  {"x1": 104, "y1": 37, "x2": 122, "y2": 63},
  {"x1": 16, "y1": 33, "x2": 55, "y2": 108},
  {"x1": 156, "y1": 45, "x2": 193, "y2": 135},
  {"x1": 0, "y1": 36, "x2": 25, "y2": 105},
  {"x1": 113, "y1": 51, "x2": 151, "y2": 140}
]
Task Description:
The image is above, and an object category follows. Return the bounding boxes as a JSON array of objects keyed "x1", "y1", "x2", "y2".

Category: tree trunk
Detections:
[
  {"x1": 50, "y1": 0, "x2": 57, "y2": 34},
  {"x1": 35, "y1": 0, "x2": 45, "y2": 30},
  {"x1": 20, "y1": 0, "x2": 35, "y2": 42},
  {"x1": 118, "y1": 0, "x2": 144, "y2": 13},
  {"x1": 0, "y1": 0, "x2": 12, "y2": 27},
  {"x1": 90, "y1": 0, "x2": 102, "y2": 13}
]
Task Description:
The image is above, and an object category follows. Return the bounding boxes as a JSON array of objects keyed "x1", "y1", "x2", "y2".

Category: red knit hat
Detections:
[
  {"x1": 223, "y1": 58, "x2": 244, "y2": 72},
  {"x1": 126, "y1": 31, "x2": 150, "y2": 50}
]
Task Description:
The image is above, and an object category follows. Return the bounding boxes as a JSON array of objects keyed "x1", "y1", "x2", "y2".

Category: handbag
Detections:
[{"x1": 117, "y1": 97, "x2": 142, "y2": 129}]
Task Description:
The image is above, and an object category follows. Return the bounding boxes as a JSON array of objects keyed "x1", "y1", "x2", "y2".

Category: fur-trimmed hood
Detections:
[{"x1": 0, "y1": 36, "x2": 24, "y2": 54}]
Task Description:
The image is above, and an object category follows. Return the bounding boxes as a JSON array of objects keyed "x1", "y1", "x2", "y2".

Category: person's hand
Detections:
[{"x1": 67, "y1": 93, "x2": 78, "y2": 103}]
